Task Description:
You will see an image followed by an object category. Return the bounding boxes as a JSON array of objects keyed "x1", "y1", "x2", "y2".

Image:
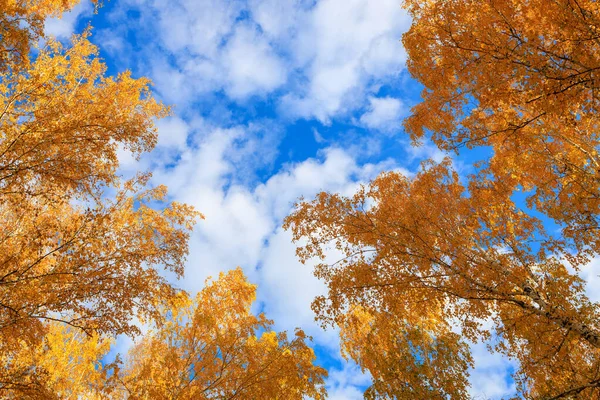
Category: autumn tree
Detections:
[
  {"x1": 402, "y1": 0, "x2": 600, "y2": 246},
  {"x1": 3, "y1": 269, "x2": 326, "y2": 399},
  {"x1": 115, "y1": 268, "x2": 327, "y2": 400},
  {"x1": 0, "y1": 0, "x2": 88, "y2": 71},
  {"x1": 285, "y1": 0, "x2": 600, "y2": 398},
  {"x1": 0, "y1": 3, "x2": 199, "y2": 396}
]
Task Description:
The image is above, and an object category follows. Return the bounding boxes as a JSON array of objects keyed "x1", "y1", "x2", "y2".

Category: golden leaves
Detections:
[
  {"x1": 0, "y1": 30, "x2": 199, "y2": 346},
  {"x1": 0, "y1": 0, "x2": 92, "y2": 72},
  {"x1": 0, "y1": 322, "x2": 114, "y2": 399},
  {"x1": 339, "y1": 306, "x2": 472, "y2": 400},
  {"x1": 1, "y1": 33, "x2": 170, "y2": 201},
  {"x1": 0, "y1": 2, "x2": 204, "y2": 397},
  {"x1": 118, "y1": 268, "x2": 327, "y2": 400},
  {"x1": 286, "y1": 156, "x2": 600, "y2": 397},
  {"x1": 403, "y1": 0, "x2": 600, "y2": 249},
  {"x1": 285, "y1": 1, "x2": 600, "y2": 398}
]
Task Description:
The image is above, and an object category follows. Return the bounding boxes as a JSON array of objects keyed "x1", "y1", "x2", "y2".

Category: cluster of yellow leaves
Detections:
[
  {"x1": 4, "y1": 269, "x2": 328, "y2": 399},
  {"x1": 285, "y1": 1, "x2": 600, "y2": 398},
  {"x1": 1, "y1": 323, "x2": 113, "y2": 399},
  {"x1": 117, "y1": 268, "x2": 327, "y2": 399},
  {"x1": 0, "y1": 30, "x2": 200, "y2": 345},
  {"x1": 0, "y1": 0, "x2": 91, "y2": 71}
]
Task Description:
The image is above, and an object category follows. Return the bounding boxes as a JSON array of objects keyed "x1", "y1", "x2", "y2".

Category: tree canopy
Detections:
[
  {"x1": 286, "y1": 0, "x2": 600, "y2": 398},
  {"x1": 0, "y1": 10, "x2": 200, "y2": 396},
  {"x1": 6, "y1": 269, "x2": 327, "y2": 399},
  {"x1": 118, "y1": 268, "x2": 327, "y2": 399}
]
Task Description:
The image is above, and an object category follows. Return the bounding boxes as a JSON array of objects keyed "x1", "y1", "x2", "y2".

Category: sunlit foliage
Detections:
[
  {"x1": 286, "y1": 1, "x2": 600, "y2": 398},
  {"x1": 0, "y1": 2, "x2": 200, "y2": 396},
  {"x1": 117, "y1": 268, "x2": 327, "y2": 399}
]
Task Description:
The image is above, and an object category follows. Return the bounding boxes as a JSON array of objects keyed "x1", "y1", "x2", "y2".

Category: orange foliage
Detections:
[
  {"x1": 286, "y1": 160, "x2": 600, "y2": 398},
  {"x1": 285, "y1": 1, "x2": 600, "y2": 397},
  {"x1": 403, "y1": 0, "x2": 600, "y2": 252}
]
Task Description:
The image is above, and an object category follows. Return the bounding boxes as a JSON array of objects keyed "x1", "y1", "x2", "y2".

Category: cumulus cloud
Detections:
[
  {"x1": 359, "y1": 96, "x2": 406, "y2": 132},
  {"x1": 469, "y1": 342, "x2": 517, "y2": 399},
  {"x1": 156, "y1": 116, "x2": 190, "y2": 149},
  {"x1": 101, "y1": 0, "x2": 409, "y2": 120},
  {"x1": 281, "y1": 0, "x2": 409, "y2": 122},
  {"x1": 112, "y1": 0, "x2": 287, "y2": 104},
  {"x1": 578, "y1": 257, "x2": 600, "y2": 303},
  {"x1": 148, "y1": 122, "x2": 395, "y2": 310},
  {"x1": 326, "y1": 362, "x2": 372, "y2": 400},
  {"x1": 249, "y1": 0, "x2": 311, "y2": 42},
  {"x1": 222, "y1": 24, "x2": 288, "y2": 99}
]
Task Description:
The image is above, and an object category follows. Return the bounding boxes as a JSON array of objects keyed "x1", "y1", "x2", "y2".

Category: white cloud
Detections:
[
  {"x1": 326, "y1": 362, "x2": 372, "y2": 400},
  {"x1": 44, "y1": 0, "x2": 93, "y2": 39},
  {"x1": 249, "y1": 0, "x2": 311, "y2": 41},
  {"x1": 156, "y1": 116, "x2": 190, "y2": 149},
  {"x1": 103, "y1": 0, "x2": 409, "y2": 120},
  {"x1": 150, "y1": 126, "x2": 393, "y2": 295},
  {"x1": 94, "y1": 29, "x2": 127, "y2": 59},
  {"x1": 253, "y1": 149, "x2": 371, "y2": 342},
  {"x1": 312, "y1": 127, "x2": 326, "y2": 143},
  {"x1": 469, "y1": 341, "x2": 517, "y2": 399},
  {"x1": 222, "y1": 24, "x2": 288, "y2": 99},
  {"x1": 406, "y1": 140, "x2": 449, "y2": 165},
  {"x1": 256, "y1": 228, "x2": 329, "y2": 338},
  {"x1": 118, "y1": 0, "x2": 288, "y2": 104},
  {"x1": 151, "y1": 0, "x2": 242, "y2": 57},
  {"x1": 282, "y1": 0, "x2": 409, "y2": 122},
  {"x1": 150, "y1": 60, "x2": 204, "y2": 106},
  {"x1": 359, "y1": 96, "x2": 406, "y2": 132},
  {"x1": 578, "y1": 257, "x2": 600, "y2": 303}
]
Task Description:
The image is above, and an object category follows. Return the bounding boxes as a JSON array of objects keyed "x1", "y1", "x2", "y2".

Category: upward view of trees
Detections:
[
  {"x1": 286, "y1": 0, "x2": 600, "y2": 398},
  {"x1": 6, "y1": 269, "x2": 326, "y2": 399},
  {"x1": 3, "y1": 0, "x2": 600, "y2": 399}
]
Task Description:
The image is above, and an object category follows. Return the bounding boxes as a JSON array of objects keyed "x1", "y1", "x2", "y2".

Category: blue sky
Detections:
[{"x1": 43, "y1": 1, "x2": 600, "y2": 398}]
